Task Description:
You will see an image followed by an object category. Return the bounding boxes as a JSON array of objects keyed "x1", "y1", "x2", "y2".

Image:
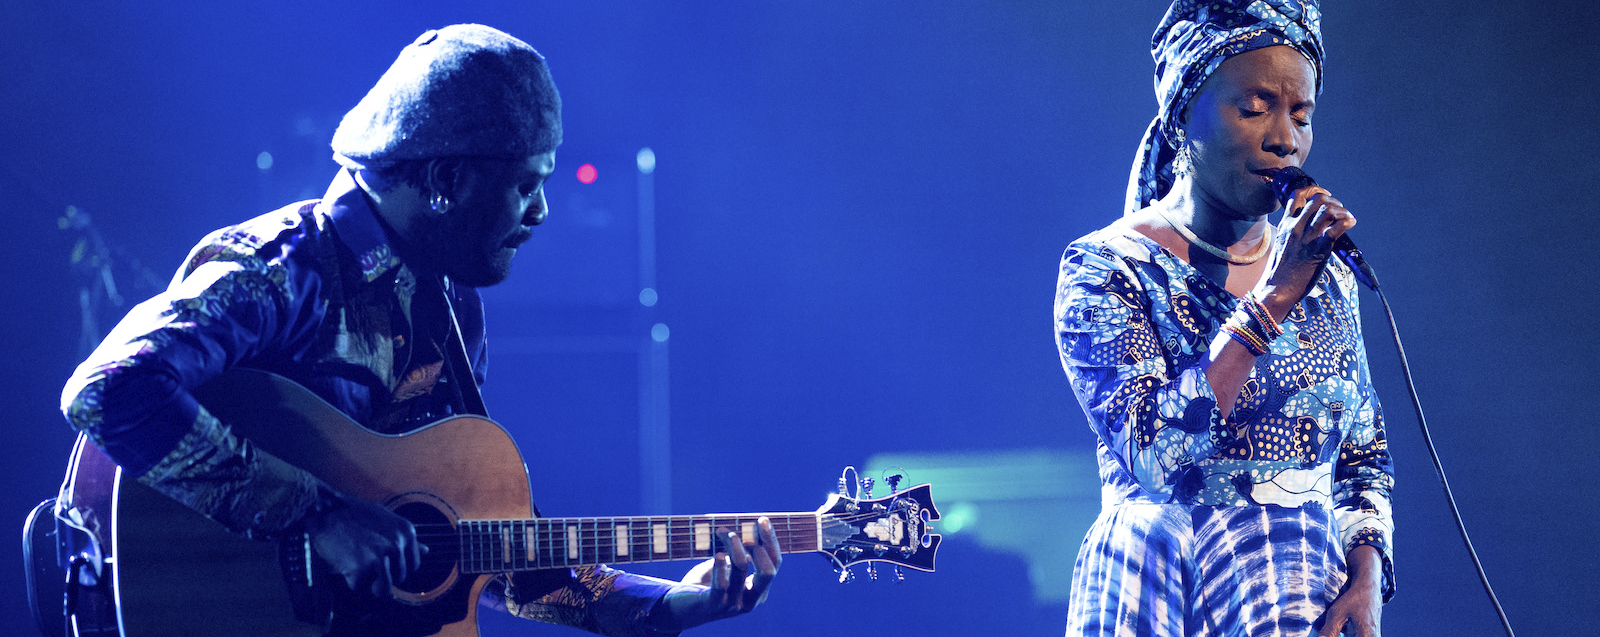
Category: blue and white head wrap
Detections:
[{"x1": 1125, "y1": 0, "x2": 1324, "y2": 216}]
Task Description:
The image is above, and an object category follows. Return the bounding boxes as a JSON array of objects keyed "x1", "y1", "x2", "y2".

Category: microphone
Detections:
[{"x1": 1271, "y1": 166, "x2": 1379, "y2": 291}]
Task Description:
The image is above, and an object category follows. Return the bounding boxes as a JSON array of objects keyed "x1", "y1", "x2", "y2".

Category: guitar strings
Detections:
[
  {"x1": 408, "y1": 523, "x2": 851, "y2": 547},
  {"x1": 409, "y1": 510, "x2": 921, "y2": 547},
  {"x1": 406, "y1": 539, "x2": 926, "y2": 569},
  {"x1": 410, "y1": 507, "x2": 908, "y2": 532},
  {"x1": 402, "y1": 511, "x2": 929, "y2": 567}
]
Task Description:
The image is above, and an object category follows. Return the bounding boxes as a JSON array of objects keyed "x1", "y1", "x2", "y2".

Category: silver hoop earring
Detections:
[{"x1": 429, "y1": 191, "x2": 452, "y2": 214}]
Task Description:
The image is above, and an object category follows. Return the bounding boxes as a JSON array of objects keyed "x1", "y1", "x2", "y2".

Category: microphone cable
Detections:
[
  {"x1": 1363, "y1": 268, "x2": 1517, "y2": 637},
  {"x1": 1270, "y1": 166, "x2": 1515, "y2": 635}
]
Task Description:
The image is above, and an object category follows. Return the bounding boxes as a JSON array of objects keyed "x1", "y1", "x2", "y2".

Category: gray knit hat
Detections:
[{"x1": 331, "y1": 24, "x2": 562, "y2": 170}]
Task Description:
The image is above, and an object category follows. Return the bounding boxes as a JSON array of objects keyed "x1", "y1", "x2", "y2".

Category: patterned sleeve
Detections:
[
  {"x1": 1054, "y1": 240, "x2": 1225, "y2": 497},
  {"x1": 1327, "y1": 264, "x2": 1397, "y2": 600},
  {"x1": 494, "y1": 566, "x2": 684, "y2": 637},
  {"x1": 59, "y1": 220, "x2": 331, "y2": 539}
]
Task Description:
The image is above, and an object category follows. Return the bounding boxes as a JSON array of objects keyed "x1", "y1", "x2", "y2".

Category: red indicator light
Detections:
[{"x1": 576, "y1": 163, "x2": 598, "y2": 184}]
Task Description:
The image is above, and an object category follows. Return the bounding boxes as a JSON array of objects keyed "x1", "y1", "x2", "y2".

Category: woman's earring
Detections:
[
  {"x1": 1172, "y1": 128, "x2": 1192, "y2": 177},
  {"x1": 429, "y1": 191, "x2": 452, "y2": 214}
]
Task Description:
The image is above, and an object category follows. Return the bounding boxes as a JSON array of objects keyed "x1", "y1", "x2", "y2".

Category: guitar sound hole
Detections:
[{"x1": 393, "y1": 501, "x2": 455, "y2": 596}]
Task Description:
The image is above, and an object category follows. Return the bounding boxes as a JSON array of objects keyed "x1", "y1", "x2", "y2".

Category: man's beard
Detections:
[{"x1": 398, "y1": 214, "x2": 513, "y2": 288}]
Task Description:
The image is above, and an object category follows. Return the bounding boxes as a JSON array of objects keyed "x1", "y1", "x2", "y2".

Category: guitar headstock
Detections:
[{"x1": 814, "y1": 482, "x2": 941, "y2": 574}]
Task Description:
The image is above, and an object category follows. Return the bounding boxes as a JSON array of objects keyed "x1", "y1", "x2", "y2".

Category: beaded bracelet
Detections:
[
  {"x1": 1221, "y1": 293, "x2": 1282, "y2": 357},
  {"x1": 1238, "y1": 292, "x2": 1283, "y2": 339},
  {"x1": 1221, "y1": 320, "x2": 1271, "y2": 356}
]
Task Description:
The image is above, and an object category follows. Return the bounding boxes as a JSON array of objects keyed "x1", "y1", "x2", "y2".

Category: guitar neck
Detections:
[{"x1": 447, "y1": 512, "x2": 822, "y2": 574}]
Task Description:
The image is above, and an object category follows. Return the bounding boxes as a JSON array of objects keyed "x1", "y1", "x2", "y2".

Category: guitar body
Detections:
[
  {"x1": 64, "y1": 369, "x2": 944, "y2": 637},
  {"x1": 97, "y1": 369, "x2": 535, "y2": 637}
]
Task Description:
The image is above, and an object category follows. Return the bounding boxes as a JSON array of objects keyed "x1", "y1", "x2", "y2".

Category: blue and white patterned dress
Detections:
[{"x1": 1055, "y1": 225, "x2": 1394, "y2": 636}]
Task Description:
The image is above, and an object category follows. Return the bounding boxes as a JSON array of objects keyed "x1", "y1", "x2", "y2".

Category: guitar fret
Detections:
[
  {"x1": 536, "y1": 518, "x2": 548, "y2": 569},
  {"x1": 601, "y1": 517, "x2": 614, "y2": 563},
  {"x1": 685, "y1": 516, "x2": 703, "y2": 560},
  {"x1": 668, "y1": 517, "x2": 686, "y2": 560},
  {"x1": 460, "y1": 520, "x2": 470, "y2": 572},
  {"x1": 573, "y1": 519, "x2": 583, "y2": 566},
  {"x1": 478, "y1": 520, "x2": 487, "y2": 572},
  {"x1": 517, "y1": 520, "x2": 528, "y2": 570},
  {"x1": 548, "y1": 518, "x2": 560, "y2": 569},
  {"x1": 605, "y1": 518, "x2": 617, "y2": 563},
  {"x1": 683, "y1": 516, "x2": 694, "y2": 559},
  {"x1": 484, "y1": 520, "x2": 496, "y2": 572},
  {"x1": 631, "y1": 518, "x2": 639, "y2": 562},
  {"x1": 492, "y1": 520, "x2": 503, "y2": 567},
  {"x1": 531, "y1": 518, "x2": 544, "y2": 569},
  {"x1": 478, "y1": 520, "x2": 489, "y2": 570},
  {"x1": 461, "y1": 520, "x2": 470, "y2": 572},
  {"x1": 515, "y1": 520, "x2": 527, "y2": 570},
  {"x1": 582, "y1": 518, "x2": 594, "y2": 565},
  {"x1": 486, "y1": 520, "x2": 497, "y2": 572},
  {"x1": 639, "y1": 518, "x2": 653, "y2": 562},
  {"x1": 466, "y1": 520, "x2": 479, "y2": 573},
  {"x1": 534, "y1": 518, "x2": 547, "y2": 569},
  {"x1": 542, "y1": 520, "x2": 553, "y2": 568}
]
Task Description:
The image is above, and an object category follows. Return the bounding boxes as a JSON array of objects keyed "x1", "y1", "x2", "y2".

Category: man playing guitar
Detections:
[{"x1": 58, "y1": 24, "x2": 780, "y2": 637}]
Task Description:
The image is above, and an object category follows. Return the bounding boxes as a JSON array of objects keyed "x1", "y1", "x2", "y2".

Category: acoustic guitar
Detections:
[{"x1": 59, "y1": 369, "x2": 941, "y2": 636}]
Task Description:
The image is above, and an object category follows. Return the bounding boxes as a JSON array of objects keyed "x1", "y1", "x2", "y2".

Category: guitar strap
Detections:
[
  {"x1": 427, "y1": 271, "x2": 539, "y2": 518},
  {"x1": 426, "y1": 273, "x2": 490, "y2": 418}
]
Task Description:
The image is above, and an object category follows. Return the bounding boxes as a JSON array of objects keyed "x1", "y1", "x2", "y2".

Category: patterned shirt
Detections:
[
  {"x1": 1055, "y1": 225, "x2": 1395, "y2": 596},
  {"x1": 61, "y1": 169, "x2": 681, "y2": 636}
]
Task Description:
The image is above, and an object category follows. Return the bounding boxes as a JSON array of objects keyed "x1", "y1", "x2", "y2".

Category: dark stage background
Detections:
[{"x1": 3, "y1": 1, "x2": 1596, "y2": 635}]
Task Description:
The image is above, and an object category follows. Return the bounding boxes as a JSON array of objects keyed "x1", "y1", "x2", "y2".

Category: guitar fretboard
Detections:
[{"x1": 451, "y1": 513, "x2": 821, "y2": 574}]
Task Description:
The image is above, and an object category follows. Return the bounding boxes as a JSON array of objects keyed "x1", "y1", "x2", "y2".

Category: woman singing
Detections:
[{"x1": 1054, "y1": 2, "x2": 1394, "y2": 635}]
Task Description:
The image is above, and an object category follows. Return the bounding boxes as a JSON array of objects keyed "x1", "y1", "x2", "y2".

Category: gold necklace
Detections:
[{"x1": 1153, "y1": 206, "x2": 1272, "y2": 265}]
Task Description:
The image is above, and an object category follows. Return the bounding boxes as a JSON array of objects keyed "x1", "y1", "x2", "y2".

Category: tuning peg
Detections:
[
  {"x1": 861, "y1": 477, "x2": 874, "y2": 499},
  {"x1": 837, "y1": 567, "x2": 854, "y2": 584},
  {"x1": 885, "y1": 473, "x2": 903, "y2": 494},
  {"x1": 839, "y1": 466, "x2": 859, "y2": 497},
  {"x1": 866, "y1": 562, "x2": 878, "y2": 581},
  {"x1": 894, "y1": 566, "x2": 905, "y2": 583}
]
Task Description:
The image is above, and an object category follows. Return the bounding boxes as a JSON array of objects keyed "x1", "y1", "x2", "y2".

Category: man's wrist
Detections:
[
  {"x1": 644, "y1": 588, "x2": 686, "y2": 634},
  {"x1": 1254, "y1": 286, "x2": 1298, "y2": 323}
]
